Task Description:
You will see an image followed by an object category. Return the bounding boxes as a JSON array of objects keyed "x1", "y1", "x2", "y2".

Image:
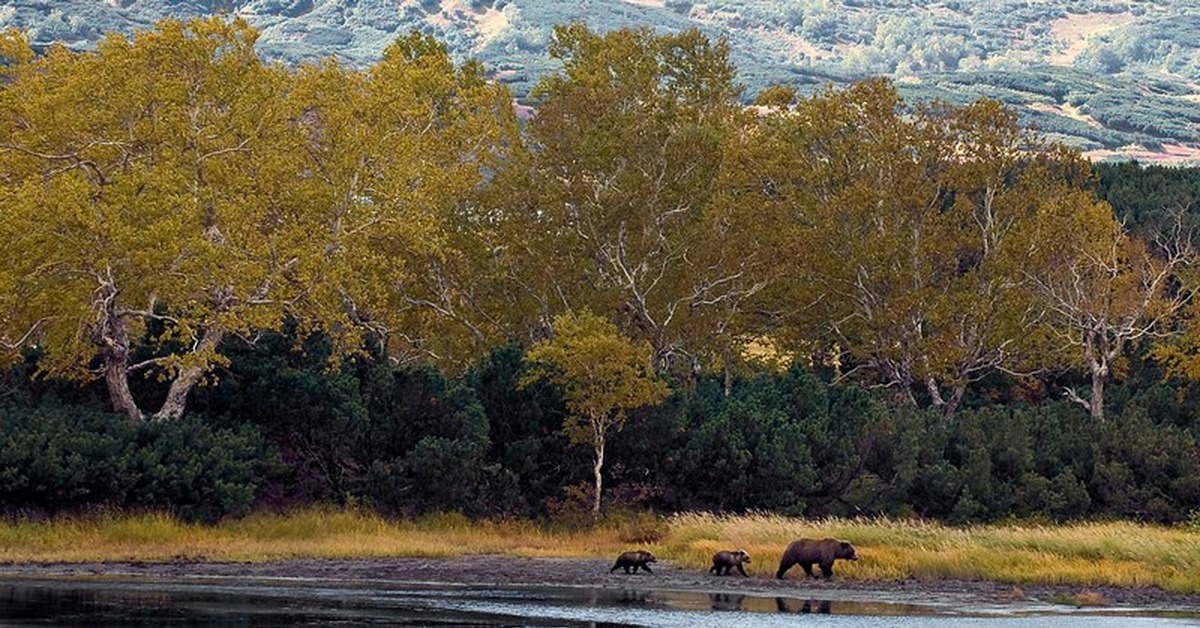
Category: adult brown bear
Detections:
[
  {"x1": 610, "y1": 550, "x2": 656, "y2": 574},
  {"x1": 775, "y1": 538, "x2": 857, "y2": 580},
  {"x1": 710, "y1": 549, "x2": 751, "y2": 576}
]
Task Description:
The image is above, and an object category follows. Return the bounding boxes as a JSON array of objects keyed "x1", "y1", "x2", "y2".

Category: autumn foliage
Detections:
[{"x1": 2, "y1": 19, "x2": 1199, "y2": 523}]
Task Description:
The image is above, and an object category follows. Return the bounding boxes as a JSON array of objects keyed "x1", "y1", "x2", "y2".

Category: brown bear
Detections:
[
  {"x1": 775, "y1": 538, "x2": 857, "y2": 580},
  {"x1": 710, "y1": 549, "x2": 752, "y2": 576},
  {"x1": 610, "y1": 550, "x2": 656, "y2": 574}
]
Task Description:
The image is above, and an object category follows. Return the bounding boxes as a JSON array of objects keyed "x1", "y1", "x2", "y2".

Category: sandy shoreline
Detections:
[{"x1": 2, "y1": 556, "x2": 1199, "y2": 613}]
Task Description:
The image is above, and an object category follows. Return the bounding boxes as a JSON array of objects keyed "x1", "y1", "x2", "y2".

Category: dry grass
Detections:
[
  {"x1": 0, "y1": 509, "x2": 630, "y2": 564},
  {"x1": 663, "y1": 513, "x2": 1200, "y2": 593},
  {"x1": 2, "y1": 509, "x2": 1198, "y2": 594}
]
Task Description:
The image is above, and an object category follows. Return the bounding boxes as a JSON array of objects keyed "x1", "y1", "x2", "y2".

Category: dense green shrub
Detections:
[
  {"x1": 468, "y1": 345, "x2": 590, "y2": 516},
  {"x1": 668, "y1": 366, "x2": 884, "y2": 516},
  {"x1": 1094, "y1": 162, "x2": 1200, "y2": 238},
  {"x1": 0, "y1": 405, "x2": 272, "y2": 521},
  {"x1": 7, "y1": 322, "x2": 1200, "y2": 524},
  {"x1": 187, "y1": 331, "x2": 496, "y2": 516}
]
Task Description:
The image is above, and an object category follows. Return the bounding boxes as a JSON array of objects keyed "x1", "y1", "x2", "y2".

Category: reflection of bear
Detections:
[
  {"x1": 710, "y1": 549, "x2": 751, "y2": 576},
  {"x1": 610, "y1": 550, "x2": 656, "y2": 574},
  {"x1": 775, "y1": 538, "x2": 858, "y2": 580},
  {"x1": 617, "y1": 590, "x2": 650, "y2": 605},
  {"x1": 803, "y1": 600, "x2": 833, "y2": 614},
  {"x1": 709, "y1": 593, "x2": 745, "y2": 611},
  {"x1": 775, "y1": 598, "x2": 832, "y2": 614}
]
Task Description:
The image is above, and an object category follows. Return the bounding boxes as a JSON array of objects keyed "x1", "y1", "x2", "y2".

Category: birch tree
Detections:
[
  {"x1": 518, "y1": 25, "x2": 768, "y2": 379},
  {"x1": 0, "y1": 19, "x2": 294, "y2": 421},
  {"x1": 0, "y1": 22, "x2": 517, "y2": 419},
  {"x1": 740, "y1": 80, "x2": 1109, "y2": 418},
  {"x1": 522, "y1": 310, "x2": 669, "y2": 516},
  {"x1": 1030, "y1": 208, "x2": 1196, "y2": 420},
  {"x1": 280, "y1": 31, "x2": 520, "y2": 368}
]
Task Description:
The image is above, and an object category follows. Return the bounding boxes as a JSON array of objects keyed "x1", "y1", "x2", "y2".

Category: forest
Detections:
[{"x1": 3, "y1": 18, "x2": 1200, "y2": 526}]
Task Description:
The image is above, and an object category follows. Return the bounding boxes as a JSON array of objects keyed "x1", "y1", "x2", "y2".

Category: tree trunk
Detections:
[
  {"x1": 927, "y1": 378, "x2": 967, "y2": 421},
  {"x1": 723, "y1": 350, "x2": 734, "y2": 397},
  {"x1": 152, "y1": 328, "x2": 224, "y2": 421},
  {"x1": 592, "y1": 436, "x2": 605, "y2": 519},
  {"x1": 944, "y1": 385, "x2": 966, "y2": 420},
  {"x1": 96, "y1": 301, "x2": 143, "y2": 422},
  {"x1": 103, "y1": 349, "x2": 142, "y2": 422},
  {"x1": 886, "y1": 358, "x2": 918, "y2": 407},
  {"x1": 1089, "y1": 368, "x2": 1106, "y2": 422}
]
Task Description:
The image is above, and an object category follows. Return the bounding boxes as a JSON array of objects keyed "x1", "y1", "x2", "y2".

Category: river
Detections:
[{"x1": 2, "y1": 578, "x2": 1198, "y2": 627}]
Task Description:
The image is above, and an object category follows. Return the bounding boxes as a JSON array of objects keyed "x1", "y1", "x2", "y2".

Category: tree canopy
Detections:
[
  {"x1": 1, "y1": 18, "x2": 1197, "y2": 429},
  {"x1": 0, "y1": 20, "x2": 518, "y2": 420}
]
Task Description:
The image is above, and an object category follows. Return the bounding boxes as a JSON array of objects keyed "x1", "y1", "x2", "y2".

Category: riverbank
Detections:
[
  {"x1": 2, "y1": 509, "x2": 1199, "y2": 596},
  {"x1": 3, "y1": 556, "x2": 1200, "y2": 612}
]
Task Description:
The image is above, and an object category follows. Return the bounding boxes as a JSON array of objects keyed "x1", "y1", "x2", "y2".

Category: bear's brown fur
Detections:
[
  {"x1": 775, "y1": 538, "x2": 857, "y2": 580},
  {"x1": 710, "y1": 549, "x2": 751, "y2": 576},
  {"x1": 610, "y1": 550, "x2": 656, "y2": 574}
]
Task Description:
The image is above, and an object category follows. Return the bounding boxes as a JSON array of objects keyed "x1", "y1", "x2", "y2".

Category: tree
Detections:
[
  {"x1": 512, "y1": 24, "x2": 767, "y2": 380},
  {"x1": 279, "y1": 31, "x2": 520, "y2": 370},
  {"x1": 0, "y1": 19, "x2": 295, "y2": 421},
  {"x1": 1030, "y1": 209, "x2": 1196, "y2": 421},
  {"x1": 522, "y1": 310, "x2": 669, "y2": 516},
  {"x1": 0, "y1": 22, "x2": 518, "y2": 420},
  {"x1": 734, "y1": 79, "x2": 1111, "y2": 418}
]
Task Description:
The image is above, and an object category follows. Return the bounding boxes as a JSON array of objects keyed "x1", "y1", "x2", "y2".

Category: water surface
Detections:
[{"x1": 2, "y1": 578, "x2": 1198, "y2": 627}]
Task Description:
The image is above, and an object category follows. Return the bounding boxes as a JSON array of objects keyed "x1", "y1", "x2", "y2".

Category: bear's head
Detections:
[
  {"x1": 734, "y1": 549, "x2": 751, "y2": 564},
  {"x1": 836, "y1": 541, "x2": 858, "y2": 561},
  {"x1": 641, "y1": 551, "x2": 657, "y2": 563}
]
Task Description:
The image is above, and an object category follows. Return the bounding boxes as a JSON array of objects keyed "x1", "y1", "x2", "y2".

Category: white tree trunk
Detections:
[
  {"x1": 1089, "y1": 366, "x2": 1107, "y2": 421},
  {"x1": 152, "y1": 328, "x2": 224, "y2": 421},
  {"x1": 593, "y1": 435, "x2": 605, "y2": 518}
]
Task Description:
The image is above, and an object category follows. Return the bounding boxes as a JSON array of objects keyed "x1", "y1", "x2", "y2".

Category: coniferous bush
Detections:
[{"x1": 0, "y1": 405, "x2": 272, "y2": 521}]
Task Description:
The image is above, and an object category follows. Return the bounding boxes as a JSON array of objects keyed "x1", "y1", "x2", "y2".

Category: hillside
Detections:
[{"x1": 4, "y1": 0, "x2": 1200, "y2": 161}]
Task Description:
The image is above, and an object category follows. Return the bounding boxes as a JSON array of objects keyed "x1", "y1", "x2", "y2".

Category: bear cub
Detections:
[
  {"x1": 610, "y1": 550, "x2": 656, "y2": 574},
  {"x1": 710, "y1": 549, "x2": 752, "y2": 577}
]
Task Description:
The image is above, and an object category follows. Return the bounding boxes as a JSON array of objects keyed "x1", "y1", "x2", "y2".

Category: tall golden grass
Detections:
[
  {"x1": 2, "y1": 509, "x2": 1197, "y2": 593},
  {"x1": 664, "y1": 513, "x2": 1200, "y2": 593}
]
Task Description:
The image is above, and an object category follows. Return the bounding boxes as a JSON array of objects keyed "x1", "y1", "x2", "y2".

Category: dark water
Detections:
[{"x1": 1, "y1": 578, "x2": 1198, "y2": 627}]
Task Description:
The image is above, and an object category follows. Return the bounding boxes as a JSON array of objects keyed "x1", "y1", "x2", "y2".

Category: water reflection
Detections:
[
  {"x1": 775, "y1": 597, "x2": 832, "y2": 614},
  {"x1": 616, "y1": 589, "x2": 651, "y2": 606},
  {"x1": 708, "y1": 593, "x2": 745, "y2": 611},
  {"x1": 2, "y1": 578, "x2": 1198, "y2": 628}
]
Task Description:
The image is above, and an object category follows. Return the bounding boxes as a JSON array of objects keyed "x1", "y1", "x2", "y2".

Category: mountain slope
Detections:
[{"x1": 4, "y1": 0, "x2": 1199, "y2": 161}]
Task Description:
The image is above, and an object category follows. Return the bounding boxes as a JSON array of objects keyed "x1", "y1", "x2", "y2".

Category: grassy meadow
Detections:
[{"x1": 1, "y1": 509, "x2": 1198, "y2": 594}]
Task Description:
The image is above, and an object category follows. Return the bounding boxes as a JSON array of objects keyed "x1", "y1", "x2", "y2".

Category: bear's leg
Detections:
[
  {"x1": 640, "y1": 564, "x2": 653, "y2": 574},
  {"x1": 624, "y1": 565, "x2": 633, "y2": 574},
  {"x1": 800, "y1": 562, "x2": 816, "y2": 578},
  {"x1": 775, "y1": 558, "x2": 793, "y2": 580},
  {"x1": 610, "y1": 562, "x2": 621, "y2": 573},
  {"x1": 819, "y1": 562, "x2": 833, "y2": 579},
  {"x1": 736, "y1": 563, "x2": 748, "y2": 577}
]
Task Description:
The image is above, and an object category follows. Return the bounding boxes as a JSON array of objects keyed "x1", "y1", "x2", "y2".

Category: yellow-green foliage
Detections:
[{"x1": 2, "y1": 510, "x2": 1198, "y2": 594}]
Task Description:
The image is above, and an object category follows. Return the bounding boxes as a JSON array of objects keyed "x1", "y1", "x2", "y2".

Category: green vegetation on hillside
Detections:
[{"x1": 3, "y1": 1, "x2": 1200, "y2": 153}]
